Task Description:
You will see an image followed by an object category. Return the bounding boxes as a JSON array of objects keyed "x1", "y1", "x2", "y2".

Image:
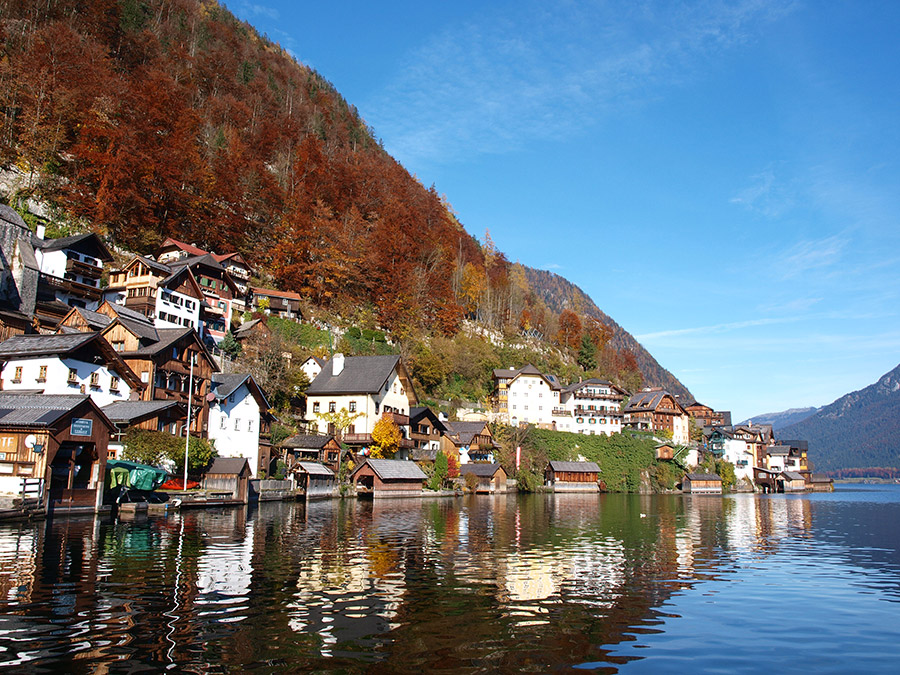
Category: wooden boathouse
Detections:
[
  {"x1": 545, "y1": 461, "x2": 600, "y2": 492},
  {"x1": 350, "y1": 458, "x2": 426, "y2": 498}
]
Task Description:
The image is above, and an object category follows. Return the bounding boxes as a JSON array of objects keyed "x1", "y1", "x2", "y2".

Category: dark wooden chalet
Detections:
[
  {"x1": 545, "y1": 460, "x2": 600, "y2": 492},
  {"x1": 281, "y1": 434, "x2": 342, "y2": 473}
]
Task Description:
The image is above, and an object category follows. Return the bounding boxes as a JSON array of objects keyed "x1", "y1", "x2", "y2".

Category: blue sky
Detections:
[{"x1": 231, "y1": 0, "x2": 900, "y2": 421}]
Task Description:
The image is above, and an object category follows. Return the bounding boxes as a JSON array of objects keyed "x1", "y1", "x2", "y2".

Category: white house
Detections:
[
  {"x1": 305, "y1": 354, "x2": 417, "y2": 455},
  {"x1": 206, "y1": 373, "x2": 273, "y2": 477},
  {"x1": 0, "y1": 332, "x2": 142, "y2": 407},
  {"x1": 33, "y1": 232, "x2": 113, "y2": 311},
  {"x1": 493, "y1": 365, "x2": 562, "y2": 427},
  {"x1": 554, "y1": 379, "x2": 629, "y2": 436},
  {"x1": 299, "y1": 356, "x2": 325, "y2": 383}
]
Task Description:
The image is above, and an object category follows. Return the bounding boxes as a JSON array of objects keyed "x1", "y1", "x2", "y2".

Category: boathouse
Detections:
[
  {"x1": 655, "y1": 444, "x2": 675, "y2": 460},
  {"x1": 0, "y1": 393, "x2": 115, "y2": 514},
  {"x1": 544, "y1": 461, "x2": 600, "y2": 492},
  {"x1": 683, "y1": 472, "x2": 722, "y2": 494},
  {"x1": 459, "y1": 463, "x2": 508, "y2": 493},
  {"x1": 294, "y1": 461, "x2": 335, "y2": 500},
  {"x1": 808, "y1": 473, "x2": 834, "y2": 492},
  {"x1": 201, "y1": 457, "x2": 252, "y2": 504},
  {"x1": 781, "y1": 471, "x2": 808, "y2": 492},
  {"x1": 350, "y1": 458, "x2": 426, "y2": 498}
]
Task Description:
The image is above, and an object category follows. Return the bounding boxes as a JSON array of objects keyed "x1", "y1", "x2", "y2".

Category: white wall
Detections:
[
  {"x1": 507, "y1": 374, "x2": 558, "y2": 426},
  {"x1": 207, "y1": 383, "x2": 262, "y2": 476},
  {"x1": 1, "y1": 357, "x2": 134, "y2": 407},
  {"x1": 307, "y1": 370, "x2": 413, "y2": 437},
  {"x1": 155, "y1": 289, "x2": 200, "y2": 330}
]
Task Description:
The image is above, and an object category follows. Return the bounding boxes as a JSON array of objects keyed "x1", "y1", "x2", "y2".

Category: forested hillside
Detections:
[
  {"x1": 0, "y1": 0, "x2": 691, "y2": 399},
  {"x1": 779, "y1": 364, "x2": 900, "y2": 472}
]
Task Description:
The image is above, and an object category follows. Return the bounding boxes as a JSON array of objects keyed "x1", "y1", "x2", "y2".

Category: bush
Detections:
[
  {"x1": 464, "y1": 472, "x2": 479, "y2": 492},
  {"x1": 516, "y1": 468, "x2": 543, "y2": 492}
]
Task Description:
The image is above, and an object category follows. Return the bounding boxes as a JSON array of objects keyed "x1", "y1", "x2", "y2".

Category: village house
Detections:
[
  {"x1": 299, "y1": 355, "x2": 325, "y2": 382},
  {"x1": 102, "y1": 400, "x2": 187, "y2": 458},
  {"x1": 683, "y1": 472, "x2": 723, "y2": 494},
  {"x1": 544, "y1": 460, "x2": 601, "y2": 492},
  {"x1": 305, "y1": 354, "x2": 417, "y2": 455},
  {"x1": 213, "y1": 252, "x2": 253, "y2": 313},
  {"x1": 775, "y1": 439, "x2": 810, "y2": 475},
  {"x1": 442, "y1": 420, "x2": 497, "y2": 464},
  {"x1": 684, "y1": 401, "x2": 732, "y2": 429},
  {"x1": 623, "y1": 388, "x2": 691, "y2": 444},
  {"x1": 0, "y1": 392, "x2": 115, "y2": 513},
  {"x1": 206, "y1": 373, "x2": 274, "y2": 477},
  {"x1": 491, "y1": 364, "x2": 562, "y2": 428},
  {"x1": 0, "y1": 206, "x2": 40, "y2": 340},
  {"x1": 280, "y1": 433, "x2": 342, "y2": 473},
  {"x1": 554, "y1": 379, "x2": 629, "y2": 436},
  {"x1": 293, "y1": 461, "x2": 336, "y2": 499},
  {"x1": 0, "y1": 332, "x2": 143, "y2": 407},
  {"x1": 103, "y1": 256, "x2": 183, "y2": 323},
  {"x1": 165, "y1": 254, "x2": 239, "y2": 346},
  {"x1": 201, "y1": 457, "x2": 252, "y2": 504},
  {"x1": 707, "y1": 427, "x2": 755, "y2": 482},
  {"x1": 250, "y1": 286, "x2": 303, "y2": 321},
  {"x1": 409, "y1": 406, "x2": 448, "y2": 460},
  {"x1": 33, "y1": 230, "x2": 113, "y2": 317}
]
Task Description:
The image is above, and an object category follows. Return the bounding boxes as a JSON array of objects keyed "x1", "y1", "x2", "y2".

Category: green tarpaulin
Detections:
[{"x1": 105, "y1": 460, "x2": 169, "y2": 492}]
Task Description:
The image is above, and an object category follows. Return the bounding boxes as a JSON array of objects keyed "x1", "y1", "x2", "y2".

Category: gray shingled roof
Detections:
[
  {"x1": 782, "y1": 471, "x2": 805, "y2": 481},
  {"x1": 767, "y1": 445, "x2": 790, "y2": 456},
  {"x1": 296, "y1": 461, "x2": 334, "y2": 476},
  {"x1": 358, "y1": 458, "x2": 426, "y2": 481},
  {"x1": 0, "y1": 332, "x2": 97, "y2": 357},
  {"x1": 74, "y1": 308, "x2": 112, "y2": 330},
  {"x1": 686, "y1": 473, "x2": 721, "y2": 481},
  {"x1": 281, "y1": 434, "x2": 336, "y2": 449},
  {"x1": 307, "y1": 355, "x2": 402, "y2": 395},
  {"x1": 0, "y1": 204, "x2": 27, "y2": 229},
  {"x1": 460, "y1": 463, "x2": 503, "y2": 477},
  {"x1": 446, "y1": 421, "x2": 492, "y2": 446},
  {"x1": 36, "y1": 232, "x2": 113, "y2": 260},
  {"x1": 122, "y1": 327, "x2": 193, "y2": 356},
  {"x1": 233, "y1": 318, "x2": 265, "y2": 339},
  {"x1": 0, "y1": 393, "x2": 92, "y2": 427},
  {"x1": 548, "y1": 460, "x2": 600, "y2": 473},
  {"x1": 206, "y1": 457, "x2": 251, "y2": 475},
  {"x1": 102, "y1": 400, "x2": 182, "y2": 424},
  {"x1": 211, "y1": 373, "x2": 250, "y2": 399}
]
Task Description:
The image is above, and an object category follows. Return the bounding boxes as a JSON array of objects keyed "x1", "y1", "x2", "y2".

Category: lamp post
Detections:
[{"x1": 183, "y1": 357, "x2": 194, "y2": 490}]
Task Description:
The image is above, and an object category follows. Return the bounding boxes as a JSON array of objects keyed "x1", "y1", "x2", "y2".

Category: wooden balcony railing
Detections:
[{"x1": 65, "y1": 258, "x2": 102, "y2": 278}]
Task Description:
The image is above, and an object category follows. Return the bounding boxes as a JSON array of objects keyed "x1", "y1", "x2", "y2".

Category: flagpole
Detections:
[{"x1": 183, "y1": 357, "x2": 194, "y2": 490}]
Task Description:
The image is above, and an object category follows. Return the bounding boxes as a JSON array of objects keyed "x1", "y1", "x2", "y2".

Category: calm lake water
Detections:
[{"x1": 1, "y1": 485, "x2": 899, "y2": 673}]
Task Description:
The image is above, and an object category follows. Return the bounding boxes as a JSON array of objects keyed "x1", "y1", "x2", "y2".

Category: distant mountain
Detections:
[
  {"x1": 522, "y1": 267, "x2": 693, "y2": 400},
  {"x1": 778, "y1": 364, "x2": 900, "y2": 472},
  {"x1": 739, "y1": 407, "x2": 819, "y2": 431}
]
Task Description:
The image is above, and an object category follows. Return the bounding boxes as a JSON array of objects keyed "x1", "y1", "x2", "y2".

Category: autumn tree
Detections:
[
  {"x1": 370, "y1": 413, "x2": 401, "y2": 459},
  {"x1": 556, "y1": 309, "x2": 583, "y2": 350}
]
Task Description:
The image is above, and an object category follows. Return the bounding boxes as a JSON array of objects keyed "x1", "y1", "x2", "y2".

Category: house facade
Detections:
[
  {"x1": 492, "y1": 365, "x2": 562, "y2": 427},
  {"x1": 554, "y1": 379, "x2": 628, "y2": 436},
  {"x1": 251, "y1": 286, "x2": 303, "y2": 320},
  {"x1": 34, "y1": 232, "x2": 112, "y2": 312},
  {"x1": 206, "y1": 373, "x2": 273, "y2": 477},
  {"x1": 623, "y1": 388, "x2": 691, "y2": 444}
]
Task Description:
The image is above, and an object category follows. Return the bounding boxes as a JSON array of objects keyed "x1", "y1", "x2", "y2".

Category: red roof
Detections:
[
  {"x1": 252, "y1": 286, "x2": 302, "y2": 300},
  {"x1": 160, "y1": 237, "x2": 208, "y2": 257}
]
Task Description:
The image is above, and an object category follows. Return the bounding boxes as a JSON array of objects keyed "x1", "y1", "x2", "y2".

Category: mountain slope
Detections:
[
  {"x1": 739, "y1": 407, "x2": 819, "y2": 431},
  {"x1": 523, "y1": 267, "x2": 692, "y2": 399},
  {"x1": 778, "y1": 364, "x2": 900, "y2": 472}
]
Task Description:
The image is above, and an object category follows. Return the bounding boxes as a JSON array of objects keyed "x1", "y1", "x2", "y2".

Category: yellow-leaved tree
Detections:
[{"x1": 370, "y1": 414, "x2": 401, "y2": 459}]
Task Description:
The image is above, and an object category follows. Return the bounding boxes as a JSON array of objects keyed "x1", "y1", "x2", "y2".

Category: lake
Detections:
[{"x1": 1, "y1": 485, "x2": 899, "y2": 673}]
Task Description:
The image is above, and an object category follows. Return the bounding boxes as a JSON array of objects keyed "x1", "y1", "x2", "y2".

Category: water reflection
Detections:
[{"x1": 0, "y1": 487, "x2": 899, "y2": 672}]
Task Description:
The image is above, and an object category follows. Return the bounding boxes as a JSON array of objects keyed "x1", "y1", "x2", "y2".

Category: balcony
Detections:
[
  {"x1": 39, "y1": 273, "x2": 102, "y2": 300},
  {"x1": 551, "y1": 407, "x2": 571, "y2": 416},
  {"x1": 66, "y1": 258, "x2": 102, "y2": 279},
  {"x1": 388, "y1": 411, "x2": 409, "y2": 426},
  {"x1": 342, "y1": 433, "x2": 414, "y2": 449},
  {"x1": 574, "y1": 392, "x2": 624, "y2": 401}
]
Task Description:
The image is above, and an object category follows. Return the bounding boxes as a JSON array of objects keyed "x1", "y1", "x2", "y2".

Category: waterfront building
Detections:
[
  {"x1": 459, "y1": 463, "x2": 508, "y2": 493},
  {"x1": 623, "y1": 388, "x2": 691, "y2": 444},
  {"x1": 441, "y1": 420, "x2": 497, "y2": 464},
  {"x1": 349, "y1": 458, "x2": 427, "y2": 497},
  {"x1": 544, "y1": 460, "x2": 601, "y2": 492},
  {"x1": 409, "y1": 406, "x2": 448, "y2": 459},
  {"x1": 206, "y1": 373, "x2": 274, "y2": 477},
  {"x1": 280, "y1": 434, "x2": 342, "y2": 473},
  {"x1": 683, "y1": 472, "x2": 723, "y2": 494},
  {"x1": 102, "y1": 400, "x2": 187, "y2": 458},
  {"x1": 553, "y1": 379, "x2": 629, "y2": 436},
  {"x1": 491, "y1": 364, "x2": 562, "y2": 427}
]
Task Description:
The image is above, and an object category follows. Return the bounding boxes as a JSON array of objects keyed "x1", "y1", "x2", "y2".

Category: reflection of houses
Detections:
[
  {"x1": 545, "y1": 461, "x2": 600, "y2": 492},
  {"x1": 683, "y1": 472, "x2": 722, "y2": 494},
  {"x1": 623, "y1": 388, "x2": 690, "y2": 444},
  {"x1": 554, "y1": 379, "x2": 629, "y2": 436},
  {"x1": 442, "y1": 420, "x2": 497, "y2": 464},
  {"x1": 281, "y1": 434, "x2": 342, "y2": 473},
  {"x1": 350, "y1": 458, "x2": 426, "y2": 498},
  {"x1": 0, "y1": 332, "x2": 143, "y2": 407},
  {"x1": 460, "y1": 463, "x2": 507, "y2": 493},
  {"x1": 306, "y1": 354, "x2": 417, "y2": 454},
  {"x1": 207, "y1": 373, "x2": 274, "y2": 477},
  {"x1": 0, "y1": 392, "x2": 114, "y2": 513}
]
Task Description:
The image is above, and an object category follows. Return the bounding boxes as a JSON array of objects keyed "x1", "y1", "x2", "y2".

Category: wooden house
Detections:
[
  {"x1": 280, "y1": 434, "x2": 342, "y2": 473},
  {"x1": 459, "y1": 463, "x2": 508, "y2": 493},
  {"x1": 293, "y1": 461, "x2": 335, "y2": 500},
  {"x1": 544, "y1": 460, "x2": 600, "y2": 492},
  {"x1": 683, "y1": 472, "x2": 723, "y2": 494},
  {"x1": 349, "y1": 458, "x2": 426, "y2": 498},
  {"x1": 250, "y1": 286, "x2": 303, "y2": 320},
  {"x1": 0, "y1": 392, "x2": 115, "y2": 514},
  {"x1": 781, "y1": 471, "x2": 808, "y2": 492},
  {"x1": 442, "y1": 420, "x2": 497, "y2": 464},
  {"x1": 684, "y1": 401, "x2": 731, "y2": 428},
  {"x1": 201, "y1": 457, "x2": 252, "y2": 504},
  {"x1": 623, "y1": 388, "x2": 691, "y2": 444},
  {"x1": 808, "y1": 473, "x2": 834, "y2": 492},
  {"x1": 655, "y1": 444, "x2": 675, "y2": 460}
]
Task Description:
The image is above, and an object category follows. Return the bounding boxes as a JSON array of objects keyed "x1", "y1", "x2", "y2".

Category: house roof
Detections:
[
  {"x1": 36, "y1": 232, "x2": 113, "y2": 261},
  {"x1": 409, "y1": 406, "x2": 448, "y2": 432},
  {"x1": 0, "y1": 392, "x2": 111, "y2": 428},
  {"x1": 625, "y1": 389, "x2": 686, "y2": 415},
  {"x1": 0, "y1": 204, "x2": 28, "y2": 229},
  {"x1": 563, "y1": 378, "x2": 628, "y2": 396},
  {"x1": 210, "y1": 373, "x2": 271, "y2": 410},
  {"x1": 410, "y1": 448, "x2": 439, "y2": 462},
  {"x1": 548, "y1": 460, "x2": 600, "y2": 473},
  {"x1": 295, "y1": 461, "x2": 334, "y2": 476},
  {"x1": 102, "y1": 400, "x2": 184, "y2": 424},
  {"x1": 767, "y1": 445, "x2": 791, "y2": 456},
  {"x1": 206, "y1": 457, "x2": 251, "y2": 475},
  {"x1": 782, "y1": 471, "x2": 805, "y2": 481},
  {"x1": 251, "y1": 286, "x2": 303, "y2": 300},
  {"x1": 281, "y1": 434, "x2": 336, "y2": 450},
  {"x1": 233, "y1": 318, "x2": 267, "y2": 339},
  {"x1": 157, "y1": 237, "x2": 209, "y2": 258},
  {"x1": 307, "y1": 355, "x2": 407, "y2": 397},
  {"x1": 460, "y1": 463, "x2": 503, "y2": 477},
  {"x1": 446, "y1": 421, "x2": 492, "y2": 446},
  {"x1": 686, "y1": 472, "x2": 722, "y2": 481},
  {"x1": 353, "y1": 458, "x2": 426, "y2": 481}
]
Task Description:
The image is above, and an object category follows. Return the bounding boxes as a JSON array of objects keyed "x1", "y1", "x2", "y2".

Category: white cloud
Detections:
[{"x1": 779, "y1": 234, "x2": 849, "y2": 278}]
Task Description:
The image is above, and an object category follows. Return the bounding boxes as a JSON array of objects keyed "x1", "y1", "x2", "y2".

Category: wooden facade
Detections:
[
  {"x1": 683, "y1": 473, "x2": 722, "y2": 494},
  {"x1": 350, "y1": 459, "x2": 426, "y2": 498},
  {"x1": 545, "y1": 461, "x2": 600, "y2": 492},
  {"x1": 201, "y1": 457, "x2": 252, "y2": 503},
  {"x1": 459, "y1": 463, "x2": 508, "y2": 493}
]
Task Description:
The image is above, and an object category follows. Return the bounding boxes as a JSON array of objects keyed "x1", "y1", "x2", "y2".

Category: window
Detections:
[
  {"x1": 234, "y1": 418, "x2": 241, "y2": 430},
  {"x1": 141, "y1": 371, "x2": 149, "y2": 383},
  {"x1": 220, "y1": 416, "x2": 226, "y2": 429},
  {"x1": 328, "y1": 402, "x2": 336, "y2": 413},
  {"x1": 229, "y1": 393, "x2": 235, "y2": 403},
  {"x1": 112, "y1": 340, "x2": 125, "y2": 351},
  {"x1": 313, "y1": 402, "x2": 320, "y2": 413},
  {"x1": 110, "y1": 376, "x2": 120, "y2": 392},
  {"x1": 12, "y1": 366, "x2": 22, "y2": 383},
  {"x1": 68, "y1": 368, "x2": 78, "y2": 383},
  {"x1": 349, "y1": 401, "x2": 357, "y2": 412},
  {"x1": 248, "y1": 419, "x2": 254, "y2": 433},
  {"x1": 38, "y1": 365, "x2": 47, "y2": 382},
  {"x1": 90, "y1": 372, "x2": 100, "y2": 388}
]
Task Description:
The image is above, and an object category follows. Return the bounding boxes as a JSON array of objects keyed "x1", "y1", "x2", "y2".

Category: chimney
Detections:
[
  {"x1": 333, "y1": 353, "x2": 345, "y2": 376},
  {"x1": 36, "y1": 224, "x2": 45, "y2": 240}
]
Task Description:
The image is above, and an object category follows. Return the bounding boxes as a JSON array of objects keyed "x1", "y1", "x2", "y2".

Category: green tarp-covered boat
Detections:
[{"x1": 106, "y1": 460, "x2": 169, "y2": 492}]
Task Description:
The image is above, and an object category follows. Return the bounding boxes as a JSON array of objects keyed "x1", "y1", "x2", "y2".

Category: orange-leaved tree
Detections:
[{"x1": 370, "y1": 414, "x2": 401, "y2": 459}]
